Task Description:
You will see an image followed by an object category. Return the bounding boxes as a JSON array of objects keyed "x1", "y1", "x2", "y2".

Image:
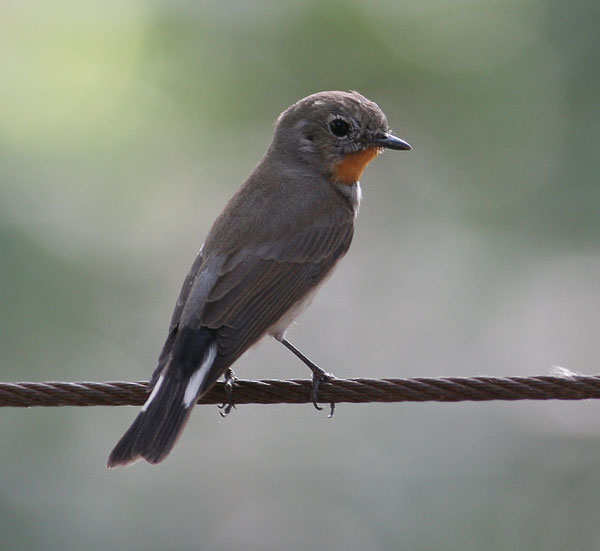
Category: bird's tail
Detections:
[{"x1": 107, "y1": 334, "x2": 218, "y2": 468}]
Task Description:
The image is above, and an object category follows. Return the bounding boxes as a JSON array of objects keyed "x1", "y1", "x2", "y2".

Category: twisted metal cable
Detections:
[{"x1": 2, "y1": 374, "x2": 600, "y2": 408}]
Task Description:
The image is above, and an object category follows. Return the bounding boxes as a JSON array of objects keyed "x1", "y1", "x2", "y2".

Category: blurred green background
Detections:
[{"x1": 2, "y1": 1, "x2": 600, "y2": 549}]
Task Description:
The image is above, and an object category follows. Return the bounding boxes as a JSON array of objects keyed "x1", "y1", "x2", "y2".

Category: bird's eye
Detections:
[{"x1": 329, "y1": 118, "x2": 351, "y2": 137}]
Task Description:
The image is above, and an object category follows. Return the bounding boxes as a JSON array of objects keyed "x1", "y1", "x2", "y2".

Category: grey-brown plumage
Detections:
[{"x1": 107, "y1": 91, "x2": 411, "y2": 467}]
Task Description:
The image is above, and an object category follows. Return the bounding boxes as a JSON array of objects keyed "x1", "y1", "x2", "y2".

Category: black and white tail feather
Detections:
[{"x1": 107, "y1": 329, "x2": 218, "y2": 468}]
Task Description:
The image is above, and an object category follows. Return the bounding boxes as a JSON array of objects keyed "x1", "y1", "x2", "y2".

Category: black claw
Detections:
[
  {"x1": 311, "y1": 375, "x2": 323, "y2": 411},
  {"x1": 218, "y1": 402, "x2": 236, "y2": 417},
  {"x1": 218, "y1": 368, "x2": 237, "y2": 417}
]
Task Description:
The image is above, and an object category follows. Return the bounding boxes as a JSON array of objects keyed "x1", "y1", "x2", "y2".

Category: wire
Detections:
[{"x1": 2, "y1": 374, "x2": 600, "y2": 407}]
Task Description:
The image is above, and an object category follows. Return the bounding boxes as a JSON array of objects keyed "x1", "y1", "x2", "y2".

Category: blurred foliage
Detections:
[{"x1": 1, "y1": 1, "x2": 600, "y2": 550}]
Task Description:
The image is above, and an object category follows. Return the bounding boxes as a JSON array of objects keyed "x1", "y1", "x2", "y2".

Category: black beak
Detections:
[{"x1": 367, "y1": 132, "x2": 412, "y2": 151}]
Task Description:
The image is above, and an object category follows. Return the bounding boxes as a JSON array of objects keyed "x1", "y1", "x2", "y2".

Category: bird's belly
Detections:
[{"x1": 267, "y1": 269, "x2": 337, "y2": 341}]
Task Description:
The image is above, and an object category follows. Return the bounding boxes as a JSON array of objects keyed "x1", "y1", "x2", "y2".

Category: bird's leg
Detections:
[
  {"x1": 280, "y1": 338, "x2": 336, "y2": 417},
  {"x1": 218, "y1": 368, "x2": 237, "y2": 417}
]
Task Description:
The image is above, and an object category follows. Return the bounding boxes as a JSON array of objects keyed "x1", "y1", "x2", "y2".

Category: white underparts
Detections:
[
  {"x1": 183, "y1": 341, "x2": 218, "y2": 408},
  {"x1": 141, "y1": 374, "x2": 165, "y2": 412}
]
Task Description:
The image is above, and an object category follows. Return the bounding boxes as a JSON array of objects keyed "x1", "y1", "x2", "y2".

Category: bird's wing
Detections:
[{"x1": 199, "y1": 220, "x2": 354, "y2": 369}]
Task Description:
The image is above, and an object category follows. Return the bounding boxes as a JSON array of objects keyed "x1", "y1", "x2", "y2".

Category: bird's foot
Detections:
[
  {"x1": 279, "y1": 338, "x2": 336, "y2": 417},
  {"x1": 218, "y1": 368, "x2": 237, "y2": 417},
  {"x1": 310, "y1": 368, "x2": 336, "y2": 418}
]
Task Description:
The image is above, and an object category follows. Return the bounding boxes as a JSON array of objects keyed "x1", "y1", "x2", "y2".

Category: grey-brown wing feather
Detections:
[
  {"x1": 201, "y1": 221, "x2": 354, "y2": 369},
  {"x1": 151, "y1": 220, "x2": 353, "y2": 392}
]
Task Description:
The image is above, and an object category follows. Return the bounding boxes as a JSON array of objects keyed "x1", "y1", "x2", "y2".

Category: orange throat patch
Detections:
[{"x1": 332, "y1": 147, "x2": 381, "y2": 184}]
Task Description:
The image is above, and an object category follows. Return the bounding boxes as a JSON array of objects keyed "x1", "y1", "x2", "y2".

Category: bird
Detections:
[{"x1": 107, "y1": 90, "x2": 411, "y2": 467}]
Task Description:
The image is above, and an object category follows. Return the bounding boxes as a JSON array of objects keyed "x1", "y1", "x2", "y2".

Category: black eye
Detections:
[{"x1": 329, "y1": 118, "x2": 350, "y2": 137}]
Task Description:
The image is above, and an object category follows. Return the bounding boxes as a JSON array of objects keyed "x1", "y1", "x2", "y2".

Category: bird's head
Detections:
[{"x1": 271, "y1": 90, "x2": 411, "y2": 184}]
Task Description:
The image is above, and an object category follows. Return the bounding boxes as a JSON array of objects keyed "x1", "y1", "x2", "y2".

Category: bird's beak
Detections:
[{"x1": 366, "y1": 132, "x2": 412, "y2": 151}]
